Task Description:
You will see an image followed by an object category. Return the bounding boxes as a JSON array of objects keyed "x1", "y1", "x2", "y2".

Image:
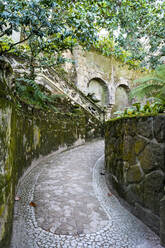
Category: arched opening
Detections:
[
  {"x1": 87, "y1": 78, "x2": 109, "y2": 107},
  {"x1": 112, "y1": 84, "x2": 130, "y2": 113}
]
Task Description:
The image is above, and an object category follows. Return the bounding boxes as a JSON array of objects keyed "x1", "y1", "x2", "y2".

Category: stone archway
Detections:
[
  {"x1": 87, "y1": 78, "x2": 109, "y2": 107},
  {"x1": 112, "y1": 84, "x2": 130, "y2": 113}
]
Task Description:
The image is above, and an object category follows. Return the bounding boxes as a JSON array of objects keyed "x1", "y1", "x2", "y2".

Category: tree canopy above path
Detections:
[{"x1": 0, "y1": 0, "x2": 164, "y2": 68}]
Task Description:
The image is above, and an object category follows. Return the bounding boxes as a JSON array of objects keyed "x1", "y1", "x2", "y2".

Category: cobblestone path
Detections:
[{"x1": 11, "y1": 140, "x2": 163, "y2": 248}]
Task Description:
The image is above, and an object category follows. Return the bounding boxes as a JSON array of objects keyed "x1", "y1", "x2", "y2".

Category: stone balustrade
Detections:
[{"x1": 37, "y1": 67, "x2": 105, "y2": 122}]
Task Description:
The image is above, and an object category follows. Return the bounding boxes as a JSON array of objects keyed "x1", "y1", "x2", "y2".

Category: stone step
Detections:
[{"x1": 37, "y1": 68, "x2": 105, "y2": 122}]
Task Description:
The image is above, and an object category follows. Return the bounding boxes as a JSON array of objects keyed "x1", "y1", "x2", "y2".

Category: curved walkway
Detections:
[{"x1": 11, "y1": 140, "x2": 163, "y2": 248}]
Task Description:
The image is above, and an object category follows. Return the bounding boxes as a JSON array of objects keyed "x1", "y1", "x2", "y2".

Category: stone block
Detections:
[
  {"x1": 125, "y1": 118, "x2": 137, "y2": 136},
  {"x1": 139, "y1": 143, "x2": 164, "y2": 173},
  {"x1": 160, "y1": 196, "x2": 165, "y2": 246},
  {"x1": 143, "y1": 170, "x2": 164, "y2": 215},
  {"x1": 134, "y1": 136, "x2": 147, "y2": 155},
  {"x1": 153, "y1": 115, "x2": 165, "y2": 143},
  {"x1": 123, "y1": 135, "x2": 136, "y2": 164},
  {"x1": 126, "y1": 183, "x2": 144, "y2": 205},
  {"x1": 134, "y1": 202, "x2": 160, "y2": 235},
  {"x1": 136, "y1": 117, "x2": 153, "y2": 139},
  {"x1": 126, "y1": 164, "x2": 143, "y2": 184},
  {"x1": 115, "y1": 160, "x2": 124, "y2": 183}
]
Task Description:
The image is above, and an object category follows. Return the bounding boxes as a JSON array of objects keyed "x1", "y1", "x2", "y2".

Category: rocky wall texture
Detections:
[
  {"x1": 105, "y1": 116, "x2": 165, "y2": 246},
  {"x1": 0, "y1": 60, "x2": 102, "y2": 248}
]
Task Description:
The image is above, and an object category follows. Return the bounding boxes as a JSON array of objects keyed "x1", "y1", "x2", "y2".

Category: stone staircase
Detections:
[
  {"x1": 9, "y1": 54, "x2": 105, "y2": 122},
  {"x1": 36, "y1": 67, "x2": 105, "y2": 122}
]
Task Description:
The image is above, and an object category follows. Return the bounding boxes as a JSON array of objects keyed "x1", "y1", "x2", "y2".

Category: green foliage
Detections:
[
  {"x1": 0, "y1": 0, "x2": 164, "y2": 69},
  {"x1": 110, "y1": 64, "x2": 165, "y2": 120},
  {"x1": 130, "y1": 64, "x2": 165, "y2": 101},
  {"x1": 0, "y1": 36, "x2": 12, "y2": 54},
  {"x1": 14, "y1": 77, "x2": 64, "y2": 111},
  {"x1": 94, "y1": 37, "x2": 114, "y2": 56},
  {"x1": 0, "y1": 0, "x2": 102, "y2": 79},
  {"x1": 93, "y1": 37, "x2": 140, "y2": 69},
  {"x1": 94, "y1": 0, "x2": 165, "y2": 68},
  {"x1": 113, "y1": 101, "x2": 165, "y2": 120},
  {"x1": 0, "y1": 0, "x2": 99, "y2": 55},
  {"x1": 0, "y1": 36, "x2": 30, "y2": 58}
]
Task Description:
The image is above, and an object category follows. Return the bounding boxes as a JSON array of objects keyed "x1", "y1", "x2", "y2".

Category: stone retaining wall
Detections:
[
  {"x1": 0, "y1": 60, "x2": 102, "y2": 248},
  {"x1": 105, "y1": 115, "x2": 165, "y2": 246}
]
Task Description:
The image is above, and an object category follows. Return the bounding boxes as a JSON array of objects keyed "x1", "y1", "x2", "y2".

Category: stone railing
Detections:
[
  {"x1": 9, "y1": 55, "x2": 105, "y2": 122},
  {"x1": 37, "y1": 67, "x2": 105, "y2": 122},
  {"x1": 105, "y1": 115, "x2": 165, "y2": 247}
]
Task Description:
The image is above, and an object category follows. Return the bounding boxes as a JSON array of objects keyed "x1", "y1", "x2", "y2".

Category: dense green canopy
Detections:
[{"x1": 0, "y1": 0, "x2": 164, "y2": 68}]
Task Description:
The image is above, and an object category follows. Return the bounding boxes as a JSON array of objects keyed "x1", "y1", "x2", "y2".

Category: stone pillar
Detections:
[
  {"x1": 105, "y1": 104, "x2": 113, "y2": 121},
  {"x1": 160, "y1": 195, "x2": 165, "y2": 247}
]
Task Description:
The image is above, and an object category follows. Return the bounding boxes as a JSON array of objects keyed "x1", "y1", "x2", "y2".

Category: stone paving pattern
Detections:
[
  {"x1": 34, "y1": 144, "x2": 108, "y2": 235},
  {"x1": 11, "y1": 140, "x2": 163, "y2": 248}
]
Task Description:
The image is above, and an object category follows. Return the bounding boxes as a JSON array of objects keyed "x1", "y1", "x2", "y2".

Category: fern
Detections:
[
  {"x1": 130, "y1": 64, "x2": 165, "y2": 100},
  {"x1": 15, "y1": 77, "x2": 64, "y2": 111}
]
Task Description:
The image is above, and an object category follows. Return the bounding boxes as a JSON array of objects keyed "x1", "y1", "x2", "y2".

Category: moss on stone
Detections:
[
  {"x1": 126, "y1": 165, "x2": 143, "y2": 184},
  {"x1": 134, "y1": 137, "x2": 147, "y2": 155},
  {"x1": 105, "y1": 114, "x2": 165, "y2": 237}
]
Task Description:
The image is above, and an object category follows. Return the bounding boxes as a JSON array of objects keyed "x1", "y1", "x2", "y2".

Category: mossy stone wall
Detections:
[{"x1": 105, "y1": 115, "x2": 165, "y2": 246}]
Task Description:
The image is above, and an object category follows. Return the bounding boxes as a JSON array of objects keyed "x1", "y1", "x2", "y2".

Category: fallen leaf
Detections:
[
  {"x1": 15, "y1": 196, "x2": 21, "y2": 201},
  {"x1": 108, "y1": 193, "x2": 112, "y2": 197},
  {"x1": 29, "y1": 201, "x2": 37, "y2": 207}
]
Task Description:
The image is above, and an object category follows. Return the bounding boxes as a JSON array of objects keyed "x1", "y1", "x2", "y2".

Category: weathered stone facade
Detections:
[
  {"x1": 0, "y1": 60, "x2": 102, "y2": 248},
  {"x1": 73, "y1": 47, "x2": 142, "y2": 110},
  {"x1": 6, "y1": 48, "x2": 143, "y2": 120},
  {"x1": 105, "y1": 115, "x2": 165, "y2": 246}
]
